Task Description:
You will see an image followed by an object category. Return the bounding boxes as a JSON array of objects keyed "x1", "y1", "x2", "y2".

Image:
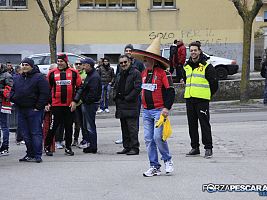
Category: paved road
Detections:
[{"x1": 0, "y1": 111, "x2": 267, "y2": 200}]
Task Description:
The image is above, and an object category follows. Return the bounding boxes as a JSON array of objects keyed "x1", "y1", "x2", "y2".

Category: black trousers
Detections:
[
  {"x1": 120, "y1": 118, "x2": 140, "y2": 151},
  {"x1": 186, "y1": 100, "x2": 213, "y2": 149},
  {"x1": 45, "y1": 106, "x2": 74, "y2": 149},
  {"x1": 73, "y1": 105, "x2": 86, "y2": 141}
]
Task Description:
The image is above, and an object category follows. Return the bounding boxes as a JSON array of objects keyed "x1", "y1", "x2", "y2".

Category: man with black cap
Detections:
[
  {"x1": 10, "y1": 58, "x2": 50, "y2": 163},
  {"x1": 73, "y1": 57, "x2": 102, "y2": 154},
  {"x1": 44, "y1": 53, "x2": 82, "y2": 156}
]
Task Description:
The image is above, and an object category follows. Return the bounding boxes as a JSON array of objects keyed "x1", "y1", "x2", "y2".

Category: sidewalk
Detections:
[{"x1": 96, "y1": 99, "x2": 267, "y2": 119}]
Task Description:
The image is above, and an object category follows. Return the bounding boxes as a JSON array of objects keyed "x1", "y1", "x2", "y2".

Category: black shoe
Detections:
[
  {"x1": 44, "y1": 147, "x2": 53, "y2": 156},
  {"x1": 35, "y1": 157, "x2": 43, "y2": 163},
  {"x1": 186, "y1": 148, "x2": 200, "y2": 157},
  {"x1": 19, "y1": 155, "x2": 34, "y2": 162},
  {"x1": 204, "y1": 149, "x2": 213, "y2": 159},
  {"x1": 126, "y1": 149, "x2": 139, "y2": 155},
  {"x1": 65, "y1": 148, "x2": 74, "y2": 156},
  {"x1": 117, "y1": 148, "x2": 130, "y2": 154},
  {"x1": 83, "y1": 147, "x2": 97, "y2": 154}
]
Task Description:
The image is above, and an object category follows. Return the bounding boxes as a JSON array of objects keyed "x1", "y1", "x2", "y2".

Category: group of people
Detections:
[{"x1": 0, "y1": 38, "x2": 219, "y2": 178}]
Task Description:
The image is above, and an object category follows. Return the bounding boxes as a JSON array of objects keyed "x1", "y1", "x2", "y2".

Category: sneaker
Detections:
[
  {"x1": 56, "y1": 142, "x2": 64, "y2": 149},
  {"x1": 16, "y1": 141, "x2": 25, "y2": 145},
  {"x1": 115, "y1": 139, "x2": 123, "y2": 144},
  {"x1": 19, "y1": 155, "x2": 34, "y2": 162},
  {"x1": 65, "y1": 148, "x2": 74, "y2": 156},
  {"x1": 35, "y1": 157, "x2": 43, "y2": 163},
  {"x1": 0, "y1": 149, "x2": 9, "y2": 156},
  {"x1": 44, "y1": 147, "x2": 53, "y2": 156},
  {"x1": 186, "y1": 148, "x2": 200, "y2": 157},
  {"x1": 143, "y1": 167, "x2": 161, "y2": 177},
  {"x1": 165, "y1": 160, "x2": 174, "y2": 174},
  {"x1": 104, "y1": 108, "x2": 110, "y2": 113},
  {"x1": 97, "y1": 109, "x2": 104, "y2": 114},
  {"x1": 78, "y1": 140, "x2": 90, "y2": 149},
  {"x1": 204, "y1": 149, "x2": 213, "y2": 159},
  {"x1": 72, "y1": 140, "x2": 79, "y2": 146}
]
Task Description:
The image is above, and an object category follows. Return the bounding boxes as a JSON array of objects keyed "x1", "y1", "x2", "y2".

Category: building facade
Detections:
[{"x1": 0, "y1": 0, "x2": 266, "y2": 67}]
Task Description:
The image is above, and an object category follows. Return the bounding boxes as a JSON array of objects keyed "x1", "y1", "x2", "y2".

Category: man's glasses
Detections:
[
  {"x1": 119, "y1": 61, "x2": 128, "y2": 65},
  {"x1": 75, "y1": 63, "x2": 82, "y2": 65}
]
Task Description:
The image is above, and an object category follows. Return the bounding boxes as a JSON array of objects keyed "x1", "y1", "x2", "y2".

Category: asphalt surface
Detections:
[{"x1": 0, "y1": 99, "x2": 267, "y2": 200}]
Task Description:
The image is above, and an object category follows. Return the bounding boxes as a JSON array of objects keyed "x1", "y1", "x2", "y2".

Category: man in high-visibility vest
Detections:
[{"x1": 183, "y1": 41, "x2": 218, "y2": 159}]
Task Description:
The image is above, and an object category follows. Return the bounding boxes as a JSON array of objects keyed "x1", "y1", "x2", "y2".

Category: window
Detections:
[
  {"x1": 264, "y1": 11, "x2": 267, "y2": 22},
  {"x1": 0, "y1": 0, "x2": 26, "y2": 8},
  {"x1": 79, "y1": 0, "x2": 136, "y2": 9},
  {"x1": 104, "y1": 54, "x2": 120, "y2": 64},
  {"x1": 0, "y1": 54, "x2": 21, "y2": 64},
  {"x1": 152, "y1": 0, "x2": 175, "y2": 8}
]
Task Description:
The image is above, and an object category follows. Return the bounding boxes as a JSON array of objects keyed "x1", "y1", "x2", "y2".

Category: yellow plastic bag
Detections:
[{"x1": 155, "y1": 114, "x2": 173, "y2": 141}]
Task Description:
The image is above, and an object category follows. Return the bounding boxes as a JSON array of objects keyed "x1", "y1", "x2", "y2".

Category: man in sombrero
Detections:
[{"x1": 131, "y1": 37, "x2": 175, "y2": 177}]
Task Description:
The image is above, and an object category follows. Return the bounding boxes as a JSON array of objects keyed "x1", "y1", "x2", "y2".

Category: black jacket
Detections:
[
  {"x1": 261, "y1": 59, "x2": 267, "y2": 78},
  {"x1": 74, "y1": 68, "x2": 102, "y2": 104},
  {"x1": 182, "y1": 55, "x2": 218, "y2": 103},
  {"x1": 113, "y1": 66, "x2": 141, "y2": 118},
  {"x1": 10, "y1": 66, "x2": 50, "y2": 110}
]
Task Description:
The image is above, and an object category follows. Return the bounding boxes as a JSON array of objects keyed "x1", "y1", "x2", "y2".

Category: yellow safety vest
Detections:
[{"x1": 184, "y1": 62, "x2": 211, "y2": 100}]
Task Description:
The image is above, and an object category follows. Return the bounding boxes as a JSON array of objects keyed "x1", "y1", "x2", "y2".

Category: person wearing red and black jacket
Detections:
[
  {"x1": 0, "y1": 63, "x2": 13, "y2": 156},
  {"x1": 44, "y1": 54, "x2": 82, "y2": 156},
  {"x1": 173, "y1": 40, "x2": 186, "y2": 82}
]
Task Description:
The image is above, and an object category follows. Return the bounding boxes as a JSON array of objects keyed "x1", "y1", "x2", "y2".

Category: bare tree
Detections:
[
  {"x1": 231, "y1": 0, "x2": 263, "y2": 102},
  {"x1": 36, "y1": 0, "x2": 72, "y2": 63}
]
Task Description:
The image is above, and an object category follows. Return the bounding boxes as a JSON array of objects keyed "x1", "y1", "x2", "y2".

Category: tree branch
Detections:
[
  {"x1": 251, "y1": 0, "x2": 263, "y2": 20},
  {"x1": 36, "y1": 0, "x2": 51, "y2": 25},
  {"x1": 232, "y1": 0, "x2": 246, "y2": 20},
  {"x1": 58, "y1": 0, "x2": 72, "y2": 16},
  {"x1": 48, "y1": 0, "x2": 56, "y2": 17}
]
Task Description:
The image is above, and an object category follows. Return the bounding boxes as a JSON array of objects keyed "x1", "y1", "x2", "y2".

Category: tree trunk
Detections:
[
  {"x1": 49, "y1": 20, "x2": 58, "y2": 64},
  {"x1": 240, "y1": 19, "x2": 253, "y2": 103}
]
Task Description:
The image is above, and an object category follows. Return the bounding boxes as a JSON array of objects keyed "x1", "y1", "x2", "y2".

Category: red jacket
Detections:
[
  {"x1": 48, "y1": 67, "x2": 82, "y2": 107},
  {"x1": 173, "y1": 42, "x2": 186, "y2": 67}
]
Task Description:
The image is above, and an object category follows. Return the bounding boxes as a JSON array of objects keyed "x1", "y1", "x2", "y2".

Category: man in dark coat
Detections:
[
  {"x1": 113, "y1": 55, "x2": 141, "y2": 155},
  {"x1": 10, "y1": 58, "x2": 50, "y2": 163},
  {"x1": 73, "y1": 57, "x2": 102, "y2": 154}
]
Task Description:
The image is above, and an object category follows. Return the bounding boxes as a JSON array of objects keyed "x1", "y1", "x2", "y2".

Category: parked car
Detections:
[
  {"x1": 25, "y1": 52, "x2": 88, "y2": 74},
  {"x1": 161, "y1": 47, "x2": 239, "y2": 80}
]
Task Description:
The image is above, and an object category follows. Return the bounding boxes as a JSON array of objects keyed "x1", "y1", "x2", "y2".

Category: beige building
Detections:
[{"x1": 0, "y1": 0, "x2": 266, "y2": 67}]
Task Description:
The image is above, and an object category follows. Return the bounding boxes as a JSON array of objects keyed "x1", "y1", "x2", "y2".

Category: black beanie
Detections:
[
  {"x1": 21, "y1": 58, "x2": 34, "y2": 68},
  {"x1": 124, "y1": 44, "x2": 134, "y2": 51}
]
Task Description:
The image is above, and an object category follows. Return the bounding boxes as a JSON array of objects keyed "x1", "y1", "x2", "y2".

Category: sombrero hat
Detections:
[{"x1": 131, "y1": 37, "x2": 170, "y2": 69}]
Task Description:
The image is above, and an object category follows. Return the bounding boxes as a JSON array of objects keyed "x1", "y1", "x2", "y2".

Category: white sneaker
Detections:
[
  {"x1": 97, "y1": 109, "x2": 104, "y2": 114},
  {"x1": 78, "y1": 140, "x2": 90, "y2": 149},
  {"x1": 104, "y1": 108, "x2": 110, "y2": 113},
  {"x1": 0, "y1": 149, "x2": 9, "y2": 156},
  {"x1": 165, "y1": 160, "x2": 174, "y2": 174},
  {"x1": 115, "y1": 139, "x2": 123, "y2": 144},
  {"x1": 143, "y1": 167, "x2": 161, "y2": 177},
  {"x1": 56, "y1": 142, "x2": 64, "y2": 149}
]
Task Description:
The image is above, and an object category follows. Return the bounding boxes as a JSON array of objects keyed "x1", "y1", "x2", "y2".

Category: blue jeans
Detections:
[
  {"x1": 0, "y1": 112, "x2": 10, "y2": 149},
  {"x1": 82, "y1": 103, "x2": 98, "y2": 149},
  {"x1": 100, "y1": 84, "x2": 111, "y2": 110},
  {"x1": 18, "y1": 108, "x2": 44, "y2": 159},
  {"x1": 143, "y1": 108, "x2": 172, "y2": 169}
]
